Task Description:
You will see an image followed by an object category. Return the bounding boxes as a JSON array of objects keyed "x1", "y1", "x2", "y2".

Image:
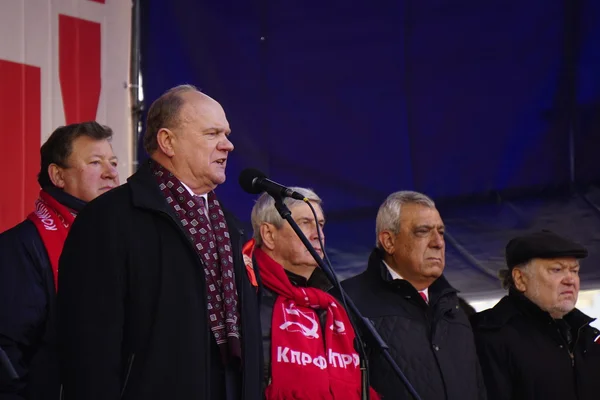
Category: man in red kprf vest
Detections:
[
  {"x1": 0, "y1": 122, "x2": 119, "y2": 400},
  {"x1": 243, "y1": 188, "x2": 379, "y2": 400}
]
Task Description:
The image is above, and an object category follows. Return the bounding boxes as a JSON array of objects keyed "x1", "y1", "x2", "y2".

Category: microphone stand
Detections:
[
  {"x1": 272, "y1": 196, "x2": 421, "y2": 400},
  {"x1": 0, "y1": 345, "x2": 18, "y2": 381}
]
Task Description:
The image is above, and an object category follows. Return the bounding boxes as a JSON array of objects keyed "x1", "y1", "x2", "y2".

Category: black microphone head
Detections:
[{"x1": 239, "y1": 168, "x2": 267, "y2": 194}]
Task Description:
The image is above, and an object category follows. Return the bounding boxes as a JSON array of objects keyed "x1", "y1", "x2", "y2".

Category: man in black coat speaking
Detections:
[{"x1": 58, "y1": 85, "x2": 263, "y2": 400}]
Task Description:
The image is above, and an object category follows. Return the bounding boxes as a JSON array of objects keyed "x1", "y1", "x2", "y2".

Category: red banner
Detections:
[
  {"x1": 0, "y1": 60, "x2": 41, "y2": 231},
  {"x1": 59, "y1": 14, "x2": 101, "y2": 124}
]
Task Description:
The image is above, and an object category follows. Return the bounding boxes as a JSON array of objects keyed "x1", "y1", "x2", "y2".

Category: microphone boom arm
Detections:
[{"x1": 271, "y1": 196, "x2": 422, "y2": 400}]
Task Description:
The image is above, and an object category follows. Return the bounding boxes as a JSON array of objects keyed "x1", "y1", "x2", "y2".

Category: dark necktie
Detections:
[{"x1": 194, "y1": 195, "x2": 209, "y2": 222}]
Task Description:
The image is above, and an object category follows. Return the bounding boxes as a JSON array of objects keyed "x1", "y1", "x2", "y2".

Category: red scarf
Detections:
[
  {"x1": 243, "y1": 239, "x2": 379, "y2": 400},
  {"x1": 27, "y1": 190, "x2": 75, "y2": 292}
]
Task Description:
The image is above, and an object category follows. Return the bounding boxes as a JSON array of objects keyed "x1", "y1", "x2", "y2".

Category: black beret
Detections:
[{"x1": 505, "y1": 230, "x2": 588, "y2": 269}]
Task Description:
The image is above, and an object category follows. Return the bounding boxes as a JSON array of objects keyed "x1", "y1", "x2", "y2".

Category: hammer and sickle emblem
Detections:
[{"x1": 279, "y1": 303, "x2": 320, "y2": 339}]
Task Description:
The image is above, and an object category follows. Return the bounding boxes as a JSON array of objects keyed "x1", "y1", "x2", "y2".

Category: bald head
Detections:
[
  {"x1": 181, "y1": 89, "x2": 219, "y2": 108},
  {"x1": 176, "y1": 90, "x2": 226, "y2": 130},
  {"x1": 144, "y1": 84, "x2": 220, "y2": 155},
  {"x1": 146, "y1": 84, "x2": 234, "y2": 194}
]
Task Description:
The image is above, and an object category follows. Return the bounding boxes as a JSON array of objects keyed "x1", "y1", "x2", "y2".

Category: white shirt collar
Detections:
[
  {"x1": 382, "y1": 260, "x2": 429, "y2": 302},
  {"x1": 180, "y1": 181, "x2": 208, "y2": 204}
]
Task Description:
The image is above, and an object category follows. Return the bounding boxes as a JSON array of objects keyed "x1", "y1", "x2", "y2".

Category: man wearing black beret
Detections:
[{"x1": 471, "y1": 230, "x2": 600, "y2": 400}]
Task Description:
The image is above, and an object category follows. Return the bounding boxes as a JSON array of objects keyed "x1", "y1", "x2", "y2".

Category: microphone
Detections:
[{"x1": 238, "y1": 168, "x2": 306, "y2": 201}]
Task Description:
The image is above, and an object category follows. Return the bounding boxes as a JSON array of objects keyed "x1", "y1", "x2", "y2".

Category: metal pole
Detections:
[{"x1": 129, "y1": 0, "x2": 143, "y2": 172}]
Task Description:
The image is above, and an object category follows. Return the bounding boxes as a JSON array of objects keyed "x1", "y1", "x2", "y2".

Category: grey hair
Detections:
[
  {"x1": 251, "y1": 187, "x2": 322, "y2": 247},
  {"x1": 498, "y1": 260, "x2": 532, "y2": 290},
  {"x1": 375, "y1": 190, "x2": 436, "y2": 249}
]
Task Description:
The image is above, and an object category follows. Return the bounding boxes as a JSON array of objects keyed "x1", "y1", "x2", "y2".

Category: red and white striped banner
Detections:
[{"x1": 0, "y1": 0, "x2": 132, "y2": 232}]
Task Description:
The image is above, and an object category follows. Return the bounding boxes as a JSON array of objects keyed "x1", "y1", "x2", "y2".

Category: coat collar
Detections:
[
  {"x1": 475, "y1": 289, "x2": 595, "y2": 330},
  {"x1": 365, "y1": 248, "x2": 457, "y2": 305},
  {"x1": 128, "y1": 159, "x2": 173, "y2": 214},
  {"x1": 285, "y1": 267, "x2": 332, "y2": 292},
  {"x1": 43, "y1": 185, "x2": 87, "y2": 213},
  {"x1": 127, "y1": 159, "x2": 244, "y2": 237}
]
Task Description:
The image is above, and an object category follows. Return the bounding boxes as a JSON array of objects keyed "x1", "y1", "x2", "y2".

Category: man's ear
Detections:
[
  {"x1": 48, "y1": 164, "x2": 65, "y2": 188},
  {"x1": 260, "y1": 223, "x2": 277, "y2": 251},
  {"x1": 378, "y1": 231, "x2": 396, "y2": 255},
  {"x1": 156, "y1": 128, "x2": 176, "y2": 157},
  {"x1": 513, "y1": 267, "x2": 529, "y2": 292}
]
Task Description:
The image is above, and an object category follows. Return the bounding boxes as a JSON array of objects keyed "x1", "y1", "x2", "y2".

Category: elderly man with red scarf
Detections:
[
  {"x1": 243, "y1": 188, "x2": 379, "y2": 400},
  {"x1": 0, "y1": 122, "x2": 119, "y2": 400}
]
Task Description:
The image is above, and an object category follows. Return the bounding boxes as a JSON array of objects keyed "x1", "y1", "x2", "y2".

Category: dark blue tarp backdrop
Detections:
[{"x1": 140, "y1": 0, "x2": 600, "y2": 299}]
